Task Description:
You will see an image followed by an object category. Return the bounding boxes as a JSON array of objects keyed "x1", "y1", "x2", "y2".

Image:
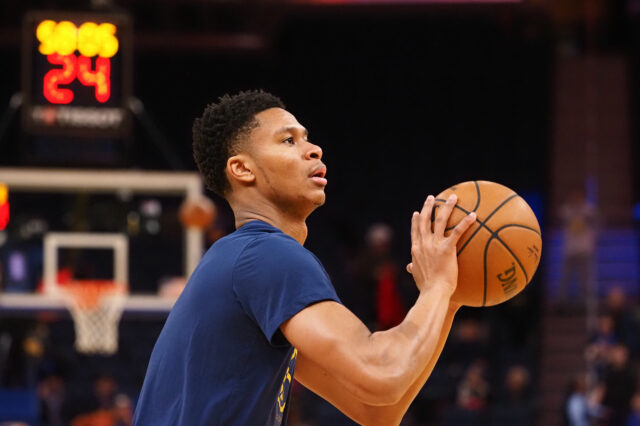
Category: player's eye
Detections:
[{"x1": 283, "y1": 137, "x2": 294, "y2": 145}]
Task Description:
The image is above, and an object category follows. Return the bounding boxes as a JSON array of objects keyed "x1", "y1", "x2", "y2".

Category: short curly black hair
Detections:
[{"x1": 192, "y1": 90, "x2": 285, "y2": 197}]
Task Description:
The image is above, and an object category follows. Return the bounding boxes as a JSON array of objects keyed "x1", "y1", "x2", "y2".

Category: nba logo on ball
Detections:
[
  {"x1": 433, "y1": 181, "x2": 542, "y2": 307},
  {"x1": 497, "y1": 263, "x2": 517, "y2": 296}
]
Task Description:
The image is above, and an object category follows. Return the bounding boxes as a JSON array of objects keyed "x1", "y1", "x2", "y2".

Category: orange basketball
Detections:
[
  {"x1": 433, "y1": 181, "x2": 542, "y2": 307},
  {"x1": 179, "y1": 196, "x2": 217, "y2": 229}
]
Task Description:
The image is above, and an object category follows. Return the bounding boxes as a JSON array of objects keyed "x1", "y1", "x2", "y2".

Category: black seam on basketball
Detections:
[
  {"x1": 491, "y1": 234, "x2": 530, "y2": 285},
  {"x1": 440, "y1": 182, "x2": 480, "y2": 229},
  {"x1": 457, "y1": 193, "x2": 519, "y2": 256},
  {"x1": 472, "y1": 181, "x2": 481, "y2": 212},
  {"x1": 435, "y1": 200, "x2": 464, "y2": 231},
  {"x1": 481, "y1": 193, "x2": 518, "y2": 224},
  {"x1": 435, "y1": 200, "x2": 492, "y2": 234},
  {"x1": 492, "y1": 223, "x2": 541, "y2": 237},
  {"x1": 435, "y1": 199, "x2": 495, "y2": 254}
]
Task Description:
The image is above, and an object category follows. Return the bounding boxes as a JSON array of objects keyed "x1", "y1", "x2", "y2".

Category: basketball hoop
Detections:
[{"x1": 61, "y1": 280, "x2": 127, "y2": 355}]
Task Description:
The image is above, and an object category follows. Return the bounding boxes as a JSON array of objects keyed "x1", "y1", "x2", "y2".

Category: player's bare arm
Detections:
[
  {"x1": 293, "y1": 301, "x2": 459, "y2": 425},
  {"x1": 281, "y1": 194, "x2": 476, "y2": 416}
]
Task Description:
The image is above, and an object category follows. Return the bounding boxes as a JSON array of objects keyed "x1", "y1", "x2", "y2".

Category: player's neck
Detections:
[{"x1": 231, "y1": 199, "x2": 309, "y2": 245}]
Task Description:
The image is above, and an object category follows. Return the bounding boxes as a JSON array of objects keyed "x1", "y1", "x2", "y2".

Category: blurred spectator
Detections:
[
  {"x1": 604, "y1": 287, "x2": 640, "y2": 357},
  {"x1": 557, "y1": 188, "x2": 597, "y2": 307},
  {"x1": 627, "y1": 393, "x2": 640, "y2": 426},
  {"x1": 93, "y1": 375, "x2": 118, "y2": 411},
  {"x1": 456, "y1": 359, "x2": 490, "y2": 412},
  {"x1": 589, "y1": 384, "x2": 606, "y2": 424},
  {"x1": 565, "y1": 375, "x2": 590, "y2": 426},
  {"x1": 602, "y1": 344, "x2": 637, "y2": 426},
  {"x1": 350, "y1": 223, "x2": 405, "y2": 330},
  {"x1": 491, "y1": 365, "x2": 534, "y2": 426},
  {"x1": 439, "y1": 359, "x2": 490, "y2": 426},
  {"x1": 590, "y1": 314, "x2": 618, "y2": 347},
  {"x1": 22, "y1": 322, "x2": 48, "y2": 387},
  {"x1": 447, "y1": 318, "x2": 490, "y2": 371},
  {"x1": 585, "y1": 314, "x2": 618, "y2": 379},
  {"x1": 69, "y1": 374, "x2": 120, "y2": 425},
  {"x1": 93, "y1": 375, "x2": 118, "y2": 409},
  {"x1": 502, "y1": 365, "x2": 531, "y2": 402},
  {"x1": 38, "y1": 374, "x2": 66, "y2": 426},
  {"x1": 112, "y1": 394, "x2": 133, "y2": 426}
]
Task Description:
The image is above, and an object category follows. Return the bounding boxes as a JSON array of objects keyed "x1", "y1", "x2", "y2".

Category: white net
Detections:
[{"x1": 61, "y1": 282, "x2": 127, "y2": 355}]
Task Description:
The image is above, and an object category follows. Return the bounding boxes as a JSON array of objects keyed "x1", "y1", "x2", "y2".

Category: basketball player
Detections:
[{"x1": 133, "y1": 90, "x2": 476, "y2": 425}]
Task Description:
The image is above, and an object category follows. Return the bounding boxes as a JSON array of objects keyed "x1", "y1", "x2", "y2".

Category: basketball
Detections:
[
  {"x1": 179, "y1": 196, "x2": 217, "y2": 229},
  {"x1": 433, "y1": 181, "x2": 542, "y2": 307}
]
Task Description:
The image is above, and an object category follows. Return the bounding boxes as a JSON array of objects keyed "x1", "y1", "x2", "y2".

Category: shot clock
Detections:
[{"x1": 21, "y1": 11, "x2": 132, "y2": 138}]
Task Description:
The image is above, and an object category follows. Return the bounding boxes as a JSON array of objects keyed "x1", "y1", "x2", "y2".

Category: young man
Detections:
[{"x1": 133, "y1": 90, "x2": 476, "y2": 425}]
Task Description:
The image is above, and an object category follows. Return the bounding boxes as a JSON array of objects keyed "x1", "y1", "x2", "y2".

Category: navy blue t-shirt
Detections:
[{"x1": 133, "y1": 220, "x2": 340, "y2": 426}]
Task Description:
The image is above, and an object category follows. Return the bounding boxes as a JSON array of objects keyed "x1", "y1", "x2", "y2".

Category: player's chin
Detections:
[{"x1": 310, "y1": 190, "x2": 326, "y2": 207}]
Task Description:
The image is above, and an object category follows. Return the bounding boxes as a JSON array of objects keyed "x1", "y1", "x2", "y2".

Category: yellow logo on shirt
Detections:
[{"x1": 277, "y1": 348, "x2": 298, "y2": 413}]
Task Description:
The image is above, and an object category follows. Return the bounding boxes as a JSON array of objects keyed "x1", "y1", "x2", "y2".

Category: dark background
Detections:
[{"x1": 0, "y1": 1, "x2": 552, "y2": 261}]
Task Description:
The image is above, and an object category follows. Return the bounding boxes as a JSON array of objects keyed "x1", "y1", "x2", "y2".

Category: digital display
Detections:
[
  {"x1": 21, "y1": 12, "x2": 132, "y2": 137},
  {"x1": 38, "y1": 20, "x2": 117, "y2": 104}
]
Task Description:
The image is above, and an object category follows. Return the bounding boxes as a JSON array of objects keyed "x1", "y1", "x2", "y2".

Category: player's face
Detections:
[{"x1": 247, "y1": 108, "x2": 327, "y2": 214}]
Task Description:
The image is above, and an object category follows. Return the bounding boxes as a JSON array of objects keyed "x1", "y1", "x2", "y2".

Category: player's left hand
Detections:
[{"x1": 406, "y1": 194, "x2": 475, "y2": 296}]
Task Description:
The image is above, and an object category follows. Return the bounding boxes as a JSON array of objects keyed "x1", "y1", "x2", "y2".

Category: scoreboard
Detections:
[{"x1": 21, "y1": 11, "x2": 132, "y2": 137}]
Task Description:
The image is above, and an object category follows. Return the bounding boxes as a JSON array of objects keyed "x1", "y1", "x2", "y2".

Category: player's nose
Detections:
[{"x1": 305, "y1": 142, "x2": 323, "y2": 160}]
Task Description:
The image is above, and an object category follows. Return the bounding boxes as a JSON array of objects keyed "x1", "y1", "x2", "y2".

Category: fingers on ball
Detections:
[
  {"x1": 451, "y1": 212, "x2": 476, "y2": 241},
  {"x1": 434, "y1": 195, "x2": 455, "y2": 234}
]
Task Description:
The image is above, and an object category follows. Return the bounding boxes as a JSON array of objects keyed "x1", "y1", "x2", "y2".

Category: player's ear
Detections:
[{"x1": 227, "y1": 154, "x2": 256, "y2": 185}]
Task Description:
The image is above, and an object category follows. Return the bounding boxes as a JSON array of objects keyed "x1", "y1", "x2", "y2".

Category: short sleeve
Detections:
[{"x1": 232, "y1": 235, "x2": 341, "y2": 345}]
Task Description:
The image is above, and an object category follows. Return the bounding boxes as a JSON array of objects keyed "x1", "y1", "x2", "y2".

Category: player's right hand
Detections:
[{"x1": 407, "y1": 194, "x2": 476, "y2": 295}]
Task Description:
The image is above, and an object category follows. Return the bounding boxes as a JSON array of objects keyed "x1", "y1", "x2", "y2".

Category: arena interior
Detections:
[{"x1": 0, "y1": 0, "x2": 639, "y2": 425}]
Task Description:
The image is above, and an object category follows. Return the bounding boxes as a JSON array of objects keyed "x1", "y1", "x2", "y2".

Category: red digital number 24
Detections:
[{"x1": 44, "y1": 53, "x2": 111, "y2": 104}]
